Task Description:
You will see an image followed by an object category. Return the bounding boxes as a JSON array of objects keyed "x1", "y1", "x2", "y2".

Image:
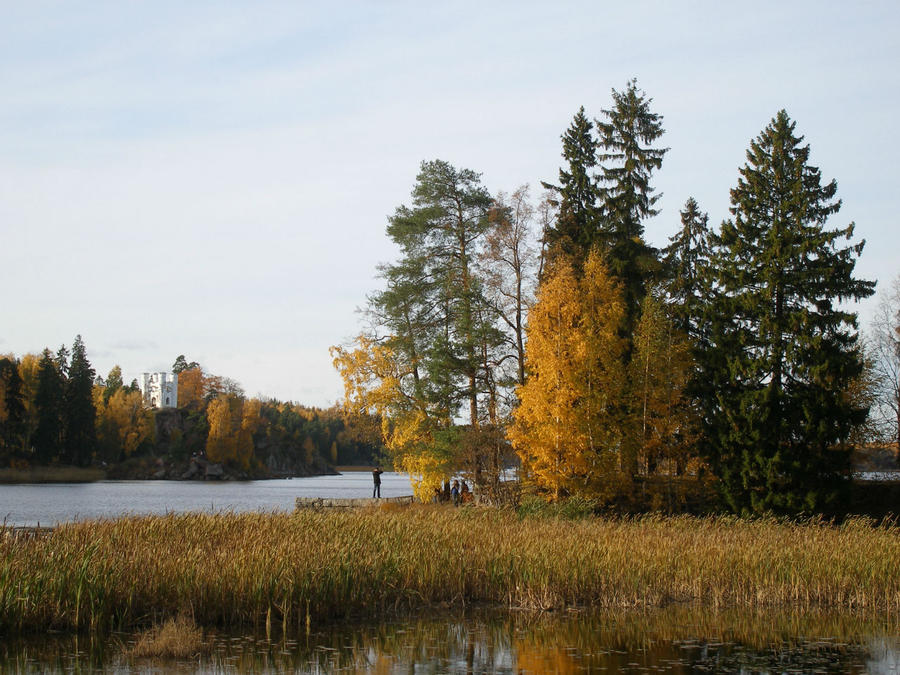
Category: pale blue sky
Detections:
[{"x1": 2, "y1": 2, "x2": 898, "y2": 405}]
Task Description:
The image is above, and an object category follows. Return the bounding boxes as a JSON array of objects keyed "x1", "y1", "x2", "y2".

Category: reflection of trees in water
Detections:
[
  {"x1": 3, "y1": 607, "x2": 898, "y2": 672},
  {"x1": 204, "y1": 607, "x2": 899, "y2": 673},
  {"x1": 514, "y1": 607, "x2": 900, "y2": 673}
]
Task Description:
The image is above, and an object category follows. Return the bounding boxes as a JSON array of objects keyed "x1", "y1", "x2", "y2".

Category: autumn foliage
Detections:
[{"x1": 508, "y1": 252, "x2": 631, "y2": 500}]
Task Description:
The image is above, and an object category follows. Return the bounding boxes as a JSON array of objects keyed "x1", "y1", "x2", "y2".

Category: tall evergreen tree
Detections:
[
  {"x1": 662, "y1": 197, "x2": 711, "y2": 338},
  {"x1": 54, "y1": 344, "x2": 70, "y2": 377},
  {"x1": 541, "y1": 107, "x2": 602, "y2": 264},
  {"x1": 595, "y1": 79, "x2": 668, "y2": 333},
  {"x1": 702, "y1": 110, "x2": 875, "y2": 515},
  {"x1": 380, "y1": 159, "x2": 498, "y2": 427},
  {"x1": 0, "y1": 357, "x2": 27, "y2": 461},
  {"x1": 172, "y1": 355, "x2": 200, "y2": 374},
  {"x1": 337, "y1": 160, "x2": 509, "y2": 496},
  {"x1": 63, "y1": 335, "x2": 97, "y2": 466},
  {"x1": 33, "y1": 349, "x2": 65, "y2": 464}
]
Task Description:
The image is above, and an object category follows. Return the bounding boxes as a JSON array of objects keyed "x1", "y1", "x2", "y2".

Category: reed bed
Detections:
[{"x1": 2, "y1": 507, "x2": 899, "y2": 633}]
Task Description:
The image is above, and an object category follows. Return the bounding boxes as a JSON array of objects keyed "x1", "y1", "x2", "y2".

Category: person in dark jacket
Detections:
[{"x1": 372, "y1": 467, "x2": 384, "y2": 498}]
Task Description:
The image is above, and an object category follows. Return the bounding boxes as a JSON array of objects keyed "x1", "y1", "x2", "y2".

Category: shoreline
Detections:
[
  {"x1": 0, "y1": 466, "x2": 106, "y2": 484},
  {"x1": 0, "y1": 461, "x2": 341, "y2": 484}
]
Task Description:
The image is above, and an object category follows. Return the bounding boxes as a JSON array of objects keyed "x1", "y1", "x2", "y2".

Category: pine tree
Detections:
[
  {"x1": 702, "y1": 110, "x2": 875, "y2": 515},
  {"x1": 595, "y1": 79, "x2": 668, "y2": 333},
  {"x1": 172, "y1": 355, "x2": 200, "y2": 374},
  {"x1": 63, "y1": 335, "x2": 97, "y2": 466},
  {"x1": 375, "y1": 159, "x2": 500, "y2": 428}
]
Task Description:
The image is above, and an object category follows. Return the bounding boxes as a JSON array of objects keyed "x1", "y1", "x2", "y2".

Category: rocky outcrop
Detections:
[{"x1": 295, "y1": 495, "x2": 414, "y2": 510}]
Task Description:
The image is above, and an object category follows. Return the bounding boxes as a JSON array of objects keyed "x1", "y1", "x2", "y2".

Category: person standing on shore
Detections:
[{"x1": 372, "y1": 467, "x2": 384, "y2": 498}]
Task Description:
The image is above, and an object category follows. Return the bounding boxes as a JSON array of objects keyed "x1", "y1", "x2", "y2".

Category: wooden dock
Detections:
[{"x1": 295, "y1": 495, "x2": 415, "y2": 510}]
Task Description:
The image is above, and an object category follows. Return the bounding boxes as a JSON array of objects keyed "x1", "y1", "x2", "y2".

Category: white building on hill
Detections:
[{"x1": 139, "y1": 372, "x2": 178, "y2": 409}]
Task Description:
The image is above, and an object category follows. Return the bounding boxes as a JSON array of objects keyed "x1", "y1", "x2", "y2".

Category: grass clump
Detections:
[
  {"x1": 128, "y1": 615, "x2": 208, "y2": 659},
  {"x1": 516, "y1": 495, "x2": 600, "y2": 519},
  {"x1": 2, "y1": 508, "x2": 900, "y2": 634}
]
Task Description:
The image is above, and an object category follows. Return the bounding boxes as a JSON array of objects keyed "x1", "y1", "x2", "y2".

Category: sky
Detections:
[{"x1": 1, "y1": 1, "x2": 898, "y2": 407}]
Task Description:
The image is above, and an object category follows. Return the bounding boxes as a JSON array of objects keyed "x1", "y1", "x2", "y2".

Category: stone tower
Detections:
[{"x1": 139, "y1": 372, "x2": 178, "y2": 409}]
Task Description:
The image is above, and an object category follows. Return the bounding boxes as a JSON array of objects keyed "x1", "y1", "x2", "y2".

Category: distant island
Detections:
[{"x1": 0, "y1": 345, "x2": 383, "y2": 482}]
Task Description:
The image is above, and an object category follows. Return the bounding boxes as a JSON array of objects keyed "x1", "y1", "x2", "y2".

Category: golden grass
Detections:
[
  {"x1": 2, "y1": 507, "x2": 900, "y2": 633},
  {"x1": 128, "y1": 615, "x2": 207, "y2": 659}
]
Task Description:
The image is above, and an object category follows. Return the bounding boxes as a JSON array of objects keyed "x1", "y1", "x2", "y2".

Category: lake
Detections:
[
  {"x1": 0, "y1": 471, "x2": 413, "y2": 527},
  {"x1": 3, "y1": 606, "x2": 899, "y2": 673}
]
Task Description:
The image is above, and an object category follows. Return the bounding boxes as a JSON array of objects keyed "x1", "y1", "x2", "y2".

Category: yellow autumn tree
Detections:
[
  {"x1": 627, "y1": 290, "x2": 702, "y2": 507},
  {"x1": 330, "y1": 440, "x2": 338, "y2": 464},
  {"x1": 331, "y1": 337, "x2": 446, "y2": 501},
  {"x1": 177, "y1": 367, "x2": 206, "y2": 409},
  {"x1": 236, "y1": 397, "x2": 260, "y2": 470},
  {"x1": 205, "y1": 395, "x2": 232, "y2": 463},
  {"x1": 17, "y1": 353, "x2": 41, "y2": 439},
  {"x1": 106, "y1": 389, "x2": 155, "y2": 457},
  {"x1": 94, "y1": 386, "x2": 155, "y2": 460},
  {"x1": 206, "y1": 394, "x2": 253, "y2": 468},
  {"x1": 302, "y1": 435, "x2": 316, "y2": 465},
  {"x1": 508, "y1": 251, "x2": 629, "y2": 501}
]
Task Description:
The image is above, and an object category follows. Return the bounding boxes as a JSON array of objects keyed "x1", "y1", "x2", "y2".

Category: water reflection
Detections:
[{"x1": 3, "y1": 606, "x2": 899, "y2": 673}]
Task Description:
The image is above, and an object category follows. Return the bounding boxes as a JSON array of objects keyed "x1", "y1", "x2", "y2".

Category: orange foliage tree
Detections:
[
  {"x1": 206, "y1": 394, "x2": 255, "y2": 470},
  {"x1": 331, "y1": 337, "x2": 447, "y2": 501},
  {"x1": 177, "y1": 367, "x2": 206, "y2": 409},
  {"x1": 508, "y1": 251, "x2": 629, "y2": 501}
]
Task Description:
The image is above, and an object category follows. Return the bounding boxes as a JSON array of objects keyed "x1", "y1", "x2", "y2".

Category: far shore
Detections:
[
  {"x1": 0, "y1": 466, "x2": 106, "y2": 484},
  {"x1": 0, "y1": 461, "x2": 342, "y2": 484}
]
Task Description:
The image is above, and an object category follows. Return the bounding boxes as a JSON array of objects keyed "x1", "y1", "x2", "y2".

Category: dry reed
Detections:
[
  {"x1": 2, "y1": 507, "x2": 899, "y2": 633},
  {"x1": 128, "y1": 615, "x2": 207, "y2": 658}
]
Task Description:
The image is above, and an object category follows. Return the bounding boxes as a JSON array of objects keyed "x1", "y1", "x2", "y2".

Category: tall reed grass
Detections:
[{"x1": 2, "y1": 506, "x2": 899, "y2": 633}]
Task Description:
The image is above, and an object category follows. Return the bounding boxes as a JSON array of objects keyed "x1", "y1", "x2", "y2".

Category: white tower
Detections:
[{"x1": 139, "y1": 372, "x2": 179, "y2": 408}]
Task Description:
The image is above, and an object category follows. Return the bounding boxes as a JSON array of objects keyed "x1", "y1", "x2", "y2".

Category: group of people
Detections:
[
  {"x1": 433, "y1": 479, "x2": 472, "y2": 506},
  {"x1": 371, "y1": 467, "x2": 472, "y2": 505}
]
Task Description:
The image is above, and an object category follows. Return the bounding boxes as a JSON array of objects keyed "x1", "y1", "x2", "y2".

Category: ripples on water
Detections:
[{"x1": 3, "y1": 607, "x2": 899, "y2": 673}]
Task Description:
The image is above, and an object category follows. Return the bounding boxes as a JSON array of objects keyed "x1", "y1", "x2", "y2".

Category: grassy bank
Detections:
[
  {"x1": 2, "y1": 507, "x2": 900, "y2": 633},
  {"x1": 0, "y1": 465, "x2": 105, "y2": 484}
]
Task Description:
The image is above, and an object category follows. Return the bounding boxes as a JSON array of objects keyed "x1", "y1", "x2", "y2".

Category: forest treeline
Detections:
[
  {"x1": 0, "y1": 342, "x2": 383, "y2": 475},
  {"x1": 333, "y1": 79, "x2": 900, "y2": 516}
]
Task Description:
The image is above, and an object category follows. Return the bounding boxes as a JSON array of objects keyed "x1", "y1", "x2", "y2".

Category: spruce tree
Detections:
[
  {"x1": 0, "y1": 357, "x2": 27, "y2": 461},
  {"x1": 662, "y1": 197, "x2": 711, "y2": 338},
  {"x1": 63, "y1": 335, "x2": 97, "y2": 466},
  {"x1": 33, "y1": 349, "x2": 65, "y2": 464},
  {"x1": 595, "y1": 79, "x2": 668, "y2": 333},
  {"x1": 541, "y1": 107, "x2": 602, "y2": 264},
  {"x1": 703, "y1": 110, "x2": 875, "y2": 515}
]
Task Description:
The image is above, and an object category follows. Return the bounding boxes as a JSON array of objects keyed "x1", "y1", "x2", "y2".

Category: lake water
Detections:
[
  {"x1": 3, "y1": 606, "x2": 899, "y2": 673},
  {"x1": 0, "y1": 471, "x2": 413, "y2": 526}
]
